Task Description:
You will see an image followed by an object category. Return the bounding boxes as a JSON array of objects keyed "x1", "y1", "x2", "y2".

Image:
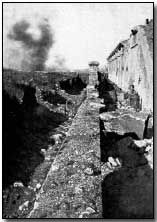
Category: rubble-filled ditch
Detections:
[
  {"x1": 3, "y1": 74, "x2": 87, "y2": 218},
  {"x1": 99, "y1": 77, "x2": 153, "y2": 218}
]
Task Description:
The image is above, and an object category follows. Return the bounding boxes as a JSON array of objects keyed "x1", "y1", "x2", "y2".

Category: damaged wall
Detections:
[{"x1": 107, "y1": 19, "x2": 153, "y2": 111}]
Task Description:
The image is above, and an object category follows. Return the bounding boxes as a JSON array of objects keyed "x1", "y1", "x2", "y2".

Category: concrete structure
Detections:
[{"x1": 107, "y1": 19, "x2": 153, "y2": 111}]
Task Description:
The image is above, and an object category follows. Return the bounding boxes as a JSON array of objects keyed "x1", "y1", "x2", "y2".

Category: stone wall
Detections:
[{"x1": 107, "y1": 20, "x2": 153, "y2": 111}]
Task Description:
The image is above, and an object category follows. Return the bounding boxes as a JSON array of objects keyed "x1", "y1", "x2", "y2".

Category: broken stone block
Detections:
[
  {"x1": 145, "y1": 145, "x2": 152, "y2": 153},
  {"x1": 19, "y1": 200, "x2": 29, "y2": 211},
  {"x1": 90, "y1": 102, "x2": 105, "y2": 108},
  {"x1": 99, "y1": 113, "x2": 116, "y2": 121},
  {"x1": 144, "y1": 138, "x2": 153, "y2": 146},
  {"x1": 41, "y1": 149, "x2": 46, "y2": 154},
  {"x1": 86, "y1": 207, "x2": 96, "y2": 214},
  {"x1": 133, "y1": 140, "x2": 147, "y2": 148},
  {"x1": 79, "y1": 207, "x2": 96, "y2": 218},
  {"x1": 108, "y1": 157, "x2": 119, "y2": 167},
  {"x1": 49, "y1": 134, "x2": 62, "y2": 144},
  {"x1": 84, "y1": 167, "x2": 93, "y2": 175},
  {"x1": 35, "y1": 183, "x2": 41, "y2": 191},
  {"x1": 13, "y1": 182, "x2": 24, "y2": 188}
]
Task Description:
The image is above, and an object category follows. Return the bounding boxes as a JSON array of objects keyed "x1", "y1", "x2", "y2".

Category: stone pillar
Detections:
[
  {"x1": 88, "y1": 61, "x2": 99, "y2": 86},
  {"x1": 87, "y1": 61, "x2": 99, "y2": 97}
]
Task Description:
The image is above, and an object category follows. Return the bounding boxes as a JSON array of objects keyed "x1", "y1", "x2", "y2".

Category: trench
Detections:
[
  {"x1": 2, "y1": 76, "x2": 86, "y2": 218},
  {"x1": 60, "y1": 75, "x2": 87, "y2": 95},
  {"x1": 98, "y1": 77, "x2": 153, "y2": 218},
  {"x1": 3, "y1": 72, "x2": 153, "y2": 218}
]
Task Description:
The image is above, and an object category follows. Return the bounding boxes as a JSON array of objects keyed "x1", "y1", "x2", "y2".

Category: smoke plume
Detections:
[
  {"x1": 47, "y1": 55, "x2": 68, "y2": 71},
  {"x1": 8, "y1": 18, "x2": 54, "y2": 71}
]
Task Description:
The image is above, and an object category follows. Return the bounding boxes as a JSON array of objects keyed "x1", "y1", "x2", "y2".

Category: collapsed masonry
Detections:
[
  {"x1": 28, "y1": 61, "x2": 153, "y2": 218},
  {"x1": 88, "y1": 60, "x2": 153, "y2": 218},
  {"x1": 107, "y1": 19, "x2": 153, "y2": 111}
]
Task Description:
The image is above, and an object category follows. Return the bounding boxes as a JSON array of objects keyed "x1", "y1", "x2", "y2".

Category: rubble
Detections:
[
  {"x1": 13, "y1": 182, "x2": 24, "y2": 188},
  {"x1": 19, "y1": 201, "x2": 29, "y2": 211},
  {"x1": 84, "y1": 167, "x2": 93, "y2": 175},
  {"x1": 29, "y1": 91, "x2": 102, "y2": 218},
  {"x1": 100, "y1": 98, "x2": 153, "y2": 218},
  {"x1": 3, "y1": 63, "x2": 153, "y2": 218},
  {"x1": 35, "y1": 183, "x2": 41, "y2": 191},
  {"x1": 79, "y1": 207, "x2": 96, "y2": 218},
  {"x1": 108, "y1": 157, "x2": 121, "y2": 167}
]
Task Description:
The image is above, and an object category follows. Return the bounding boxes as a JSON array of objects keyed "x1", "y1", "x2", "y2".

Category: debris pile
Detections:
[{"x1": 99, "y1": 78, "x2": 153, "y2": 218}]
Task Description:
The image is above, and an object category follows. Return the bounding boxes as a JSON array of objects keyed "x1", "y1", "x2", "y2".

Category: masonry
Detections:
[
  {"x1": 107, "y1": 19, "x2": 153, "y2": 111},
  {"x1": 3, "y1": 60, "x2": 153, "y2": 218},
  {"x1": 29, "y1": 65, "x2": 103, "y2": 218}
]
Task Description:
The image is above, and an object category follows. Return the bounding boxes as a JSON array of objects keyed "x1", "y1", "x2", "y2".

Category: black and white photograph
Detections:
[{"x1": 2, "y1": 2, "x2": 154, "y2": 219}]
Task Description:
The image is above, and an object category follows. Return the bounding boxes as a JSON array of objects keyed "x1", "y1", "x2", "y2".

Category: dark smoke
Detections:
[{"x1": 8, "y1": 19, "x2": 54, "y2": 71}]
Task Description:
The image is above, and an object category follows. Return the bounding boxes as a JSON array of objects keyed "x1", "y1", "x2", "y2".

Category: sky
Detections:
[{"x1": 3, "y1": 3, "x2": 153, "y2": 70}]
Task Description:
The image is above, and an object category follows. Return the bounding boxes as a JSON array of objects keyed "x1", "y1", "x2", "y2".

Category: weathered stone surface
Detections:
[
  {"x1": 107, "y1": 20, "x2": 153, "y2": 111},
  {"x1": 133, "y1": 140, "x2": 147, "y2": 148},
  {"x1": 29, "y1": 93, "x2": 102, "y2": 218},
  {"x1": 101, "y1": 109, "x2": 148, "y2": 139}
]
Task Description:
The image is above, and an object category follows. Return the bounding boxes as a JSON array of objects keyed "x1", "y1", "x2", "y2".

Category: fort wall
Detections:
[{"x1": 107, "y1": 19, "x2": 153, "y2": 111}]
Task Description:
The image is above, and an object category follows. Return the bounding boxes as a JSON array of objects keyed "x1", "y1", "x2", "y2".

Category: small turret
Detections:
[{"x1": 88, "y1": 61, "x2": 99, "y2": 86}]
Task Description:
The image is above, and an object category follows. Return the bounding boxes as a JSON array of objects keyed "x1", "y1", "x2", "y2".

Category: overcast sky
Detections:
[{"x1": 3, "y1": 3, "x2": 153, "y2": 70}]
